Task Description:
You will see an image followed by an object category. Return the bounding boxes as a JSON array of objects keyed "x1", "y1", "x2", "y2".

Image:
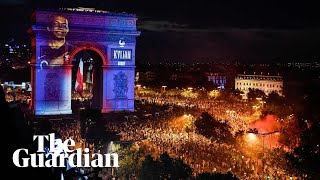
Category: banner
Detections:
[{"x1": 75, "y1": 58, "x2": 84, "y2": 94}]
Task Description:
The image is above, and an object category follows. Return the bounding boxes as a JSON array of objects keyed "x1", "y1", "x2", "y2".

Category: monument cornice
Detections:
[
  {"x1": 33, "y1": 9, "x2": 138, "y2": 31},
  {"x1": 31, "y1": 25, "x2": 140, "y2": 36}
]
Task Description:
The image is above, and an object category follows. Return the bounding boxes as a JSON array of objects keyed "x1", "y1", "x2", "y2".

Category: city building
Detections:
[
  {"x1": 0, "y1": 38, "x2": 31, "y2": 69},
  {"x1": 135, "y1": 71, "x2": 157, "y2": 84},
  {"x1": 206, "y1": 73, "x2": 227, "y2": 89},
  {"x1": 235, "y1": 73, "x2": 283, "y2": 99}
]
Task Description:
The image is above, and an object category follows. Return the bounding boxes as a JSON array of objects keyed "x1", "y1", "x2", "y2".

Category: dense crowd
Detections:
[
  {"x1": 32, "y1": 117, "x2": 114, "y2": 179},
  {"x1": 137, "y1": 96, "x2": 258, "y2": 134},
  {"x1": 7, "y1": 89, "x2": 294, "y2": 179},
  {"x1": 5, "y1": 91, "x2": 31, "y2": 104},
  {"x1": 105, "y1": 101, "x2": 289, "y2": 179}
]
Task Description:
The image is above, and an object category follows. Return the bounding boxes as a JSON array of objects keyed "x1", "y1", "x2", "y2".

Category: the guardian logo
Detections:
[{"x1": 12, "y1": 133, "x2": 119, "y2": 168}]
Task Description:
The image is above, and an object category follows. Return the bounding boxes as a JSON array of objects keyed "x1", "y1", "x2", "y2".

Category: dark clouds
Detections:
[
  {"x1": 0, "y1": 0, "x2": 25, "y2": 5},
  {"x1": 136, "y1": 21, "x2": 320, "y2": 63},
  {"x1": 1, "y1": 0, "x2": 320, "y2": 63}
]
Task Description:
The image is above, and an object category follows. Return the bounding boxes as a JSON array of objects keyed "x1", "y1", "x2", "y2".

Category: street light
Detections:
[
  {"x1": 162, "y1": 85, "x2": 167, "y2": 91},
  {"x1": 252, "y1": 105, "x2": 259, "y2": 109},
  {"x1": 248, "y1": 129, "x2": 279, "y2": 179},
  {"x1": 184, "y1": 114, "x2": 192, "y2": 119}
]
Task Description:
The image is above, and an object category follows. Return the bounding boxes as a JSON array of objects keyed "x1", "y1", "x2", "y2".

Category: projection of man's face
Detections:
[{"x1": 49, "y1": 15, "x2": 69, "y2": 39}]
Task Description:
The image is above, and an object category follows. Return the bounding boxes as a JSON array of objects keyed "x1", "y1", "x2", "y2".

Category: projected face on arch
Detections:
[
  {"x1": 40, "y1": 14, "x2": 73, "y2": 66},
  {"x1": 47, "y1": 15, "x2": 69, "y2": 40}
]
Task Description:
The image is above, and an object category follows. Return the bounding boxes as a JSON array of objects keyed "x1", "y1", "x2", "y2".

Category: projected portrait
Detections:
[{"x1": 40, "y1": 14, "x2": 73, "y2": 65}]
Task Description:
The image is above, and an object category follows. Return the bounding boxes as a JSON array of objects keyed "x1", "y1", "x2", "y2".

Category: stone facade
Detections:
[{"x1": 235, "y1": 74, "x2": 283, "y2": 99}]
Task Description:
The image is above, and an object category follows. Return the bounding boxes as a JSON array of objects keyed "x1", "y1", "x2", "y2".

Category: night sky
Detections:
[{"x1": 0, "y1": 0, "x2": 319, "y2": 63}]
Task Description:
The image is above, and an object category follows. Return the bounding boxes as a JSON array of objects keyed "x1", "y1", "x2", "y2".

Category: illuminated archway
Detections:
[
  {"x1": 70, "y1": 49, "x2": 103, "y2": 110},
  {"x1": 69, "y1": 45, "x2": 109, "y2": 66}
]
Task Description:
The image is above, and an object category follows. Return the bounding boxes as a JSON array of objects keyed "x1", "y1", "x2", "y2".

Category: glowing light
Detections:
[
  {"x1": 247, "y1": 133, "x2": 257, "y2": 142},
  {"x1": 119, "y1": 39, "x2": 125, "y2": 47},
  {"x1": 208, "y1": 90, "x2": 219, "y2": 97},
  {"x1": 162, "y1": 85, "x2": 167, "y2": 91},
  {"x1": 40, "y1": 60, "x2": 48, "y2": 70}
]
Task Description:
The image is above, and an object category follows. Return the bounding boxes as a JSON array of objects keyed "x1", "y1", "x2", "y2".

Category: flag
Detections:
[{"x1": 75, "y1": 58, "x2": 83, "y2": 94}]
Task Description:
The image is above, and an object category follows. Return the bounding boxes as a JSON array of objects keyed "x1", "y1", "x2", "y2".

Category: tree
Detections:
[
  {"x1": 247, "y1": 88, "x2": 266, "y2": 101},
  {"x1": 140, "y1": 152, "x2": 192, "y2": 179},
  {"x1": 230, "y1": 88, "x2": 242, "y2": 100},
  {"x1": 284, "y1": 118, "x2": 320, "y2": 179},
  {"x1": 140, "y1": 155, "x2": 157, "y2": 180},
  {"x1": 263, "y1": 91, "x2": 292, "y2": 118},
  {"x1": 194, "y1": 112, "x2": 235, "y2": 144},
  {"x1": 111, "y1": 143, "x2": 144, "y2": 179},
  {"x1": 285, "y1": 81, "x2": 320, "y2": 179},
  {"x1": 278, "y1": 117, "x2": 301, "y2": 150},
  {"x1": 216, "y1": 88, "x2": 243, "y2": 101}
]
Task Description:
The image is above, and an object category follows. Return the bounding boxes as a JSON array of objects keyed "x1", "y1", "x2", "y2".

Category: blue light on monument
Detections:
[
  {"x1": 30, "y1": 8, "x2": 140, "y2": 115},
  {"x1": 111, "y1": 48, "x2": 132, "y2": 61}
]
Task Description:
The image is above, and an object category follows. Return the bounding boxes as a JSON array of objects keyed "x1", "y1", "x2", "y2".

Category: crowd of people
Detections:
[
  {"x1": 32, "y1": 116, "x2": 120, "y2": 179},
  {"x1": 6, "y1": 87, "x2": 294, "y2": 179},
  {"x1": 105, "y1": 100, "x2": 289, "y2": 179},
  {"x1": 5, "y1": 91, "x2": 31, "y2": 104},
  {"x1": 137, "y1": 95, "x2": 257, "y2": 134}
]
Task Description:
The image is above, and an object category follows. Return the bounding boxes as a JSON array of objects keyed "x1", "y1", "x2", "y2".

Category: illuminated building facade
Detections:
[
  {"x1": 235, "y1": 74, "x2": 283, "y2": 99},
  {"x1": 29, "y1": 8, "x2": 140, "y2": 115},
  {"x1": 207, "y1": 73, "x2": 227, "y2": 89}
]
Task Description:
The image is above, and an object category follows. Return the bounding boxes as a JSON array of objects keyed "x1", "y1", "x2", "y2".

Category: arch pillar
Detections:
[
  {"x1": 101, "y1": 65, "x2": 135, "y2": 113},
  {"x1": 31, "y1": 64, "x2": 73, "y2": 115}
]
